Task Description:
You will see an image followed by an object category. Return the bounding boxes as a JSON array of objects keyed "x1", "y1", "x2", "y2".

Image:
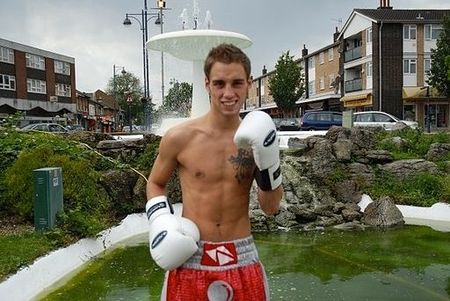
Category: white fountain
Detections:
[{"x1": 147, "y1": 1, "x2": 252, "y2": 135}]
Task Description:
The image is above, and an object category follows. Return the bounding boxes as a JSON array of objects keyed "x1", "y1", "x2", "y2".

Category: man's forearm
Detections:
[{"x1": 257, "y1": 185, "x2": 283, "y2": 216}]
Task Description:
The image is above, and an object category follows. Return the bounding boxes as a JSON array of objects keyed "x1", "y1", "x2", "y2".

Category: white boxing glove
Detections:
[
  {"x1": 146, "y1": 196, "x2": 200, "y2": 270},
  {"x1": 234, "y1": 111, "x2": 282, "y2": 191}
]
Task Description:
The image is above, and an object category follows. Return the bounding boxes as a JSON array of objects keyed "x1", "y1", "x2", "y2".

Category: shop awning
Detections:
[
  {"x1": 403, "y1": 87, "x2": 446, "y2": 101},
  {"x1": 341, "y1": 93, "x2": 372, "y2": 107}
]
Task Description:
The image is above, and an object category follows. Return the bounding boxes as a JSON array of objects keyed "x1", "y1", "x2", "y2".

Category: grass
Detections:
[{"x1": 0, "y1": 230, "x2": 53, "y2": 281}]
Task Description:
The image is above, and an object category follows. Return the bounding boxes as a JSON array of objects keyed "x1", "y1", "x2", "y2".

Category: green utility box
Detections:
[
  {"x1": 33, "y1": 167, "x2": 63, "y2": 231},
  {"x1": 342, "y1": 110, "x2": 354, "y2": 128}
]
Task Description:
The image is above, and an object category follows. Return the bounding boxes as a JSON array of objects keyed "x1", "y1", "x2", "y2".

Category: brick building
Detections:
[{"x1": 0, "y1": 38, "x2": 76, "y2": 126}]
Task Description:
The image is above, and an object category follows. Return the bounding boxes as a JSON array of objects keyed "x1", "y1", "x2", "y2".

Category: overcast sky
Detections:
[{"x1": 1, "y1": 0, "x2": 448, "y2": 106}]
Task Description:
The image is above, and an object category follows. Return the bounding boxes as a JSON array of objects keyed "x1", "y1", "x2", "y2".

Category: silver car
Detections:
[
  {"x1": 19, "y1": 123, "x2": 68, "y2": 133},
  {"x1": 353, "y1": 111, "x2": 418, "y2": 130}
]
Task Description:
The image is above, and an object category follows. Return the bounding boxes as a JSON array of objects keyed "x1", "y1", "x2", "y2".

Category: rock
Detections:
[
  {"x1": 366, "y1": 150, "x2": 394, "y2": 163},
  {"x1": 333, "y1": 139, "x2": 352, "y2": 162},
  {"x1": 380, "y1": 159, "x2": 439, "y2": 180},
  {"x1": 363, "y1": 196, "x2": 404, "y2": 227},
  {"x1": 425, "y1": 143, "x2": 450, "y2": 162}
]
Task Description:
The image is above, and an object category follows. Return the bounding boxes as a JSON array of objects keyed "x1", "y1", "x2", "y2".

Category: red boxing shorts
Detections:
[{"x1": 160, "y1": 236, "x2": 269, "y2": 301}]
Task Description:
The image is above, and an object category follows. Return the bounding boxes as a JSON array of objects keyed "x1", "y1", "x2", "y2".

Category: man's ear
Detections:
[{"x1": 205, "y1": 77, "x2": 210, "y2": 94}]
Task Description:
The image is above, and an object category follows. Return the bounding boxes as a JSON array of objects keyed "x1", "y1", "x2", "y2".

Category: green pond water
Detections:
[{"x1": 39, "y1": 225, "x2": 450, "y2": 301}]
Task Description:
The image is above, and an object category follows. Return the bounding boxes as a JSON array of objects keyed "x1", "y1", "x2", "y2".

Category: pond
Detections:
[{"x1": 39, "y1": 225, "x2": 450, "y2": 300}]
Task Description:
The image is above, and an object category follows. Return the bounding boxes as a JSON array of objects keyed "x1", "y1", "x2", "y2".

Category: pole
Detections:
[
  {"x1": 426, "y1": 86, "x2": 431, "y2": 133},
  {"x1": 159, "y1": 6, "x2": 165, "y2": 104}
]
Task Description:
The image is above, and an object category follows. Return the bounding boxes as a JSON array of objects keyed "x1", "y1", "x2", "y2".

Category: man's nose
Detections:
[{"x1": 223, "y1": 85, "x2": 234, "y2": 98}]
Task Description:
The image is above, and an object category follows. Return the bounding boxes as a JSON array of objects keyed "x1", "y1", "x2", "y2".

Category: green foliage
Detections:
[
  {"x1": 105, "y1": 71, "x2": 145, "y2": 125},
  {"x1": 367, "y1": 171, "x2": 447, "y2": 207},
  {"x1": 0, "y1": 231, "x2": 53, "y2": 281},
  {"x1": 136, "y1": 138, "x2": 161, "y2": 171},
  {"x1": 447, "y1": 55, "x2": 450, "y2": 80},
  {"x1": 375, "y1": 128, "x2": 450, "y2": 159},
  {"x1": 2, "y1": 145, "x2": 110, "y2": 222},
  {"x1": 268, "y1": 51, "x2": 305, "y2": 117},
  {"x1": 156, "y1": 79, "x2": 193, "y2": 120},
  {"x1": 1, "y1": 112, "x2": 24, "y2": 128},
  {"x1": 428, "y1": 15, "x2": 450, "y2": 96}
]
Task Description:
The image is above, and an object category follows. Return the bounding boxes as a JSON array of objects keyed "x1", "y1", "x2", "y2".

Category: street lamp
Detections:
[
  {"x1": 126, "y1": 94, "x2": 133, "y2": 133},
  {"x1": 113, "y1": 65, "x2": 126, "y2": 131},
  {"x1": 123, "y1": 0, "x2": 168, "y2": 130}
]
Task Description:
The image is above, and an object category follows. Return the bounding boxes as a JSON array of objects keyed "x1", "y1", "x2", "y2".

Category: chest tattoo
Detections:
[{"x1": 228, "y1": 148, "x2": 254, "y2": 184}]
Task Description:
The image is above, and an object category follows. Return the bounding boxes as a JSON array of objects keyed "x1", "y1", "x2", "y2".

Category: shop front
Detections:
[{"x1": 402, "y1": 87, "x2": 449, "y2": 131}]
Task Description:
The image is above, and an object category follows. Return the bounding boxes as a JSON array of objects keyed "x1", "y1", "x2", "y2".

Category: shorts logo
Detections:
[
  {"x1": 201, "y1": 242, "x2": 237, "y2": 266},
  {"x1": 207, "y1": 280, "x2": 234, "y2": 301}
]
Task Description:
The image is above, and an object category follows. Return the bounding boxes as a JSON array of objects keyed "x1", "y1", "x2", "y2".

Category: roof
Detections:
[{"x1": 354, "y1": 9, "x2": 450, "y2": 23}]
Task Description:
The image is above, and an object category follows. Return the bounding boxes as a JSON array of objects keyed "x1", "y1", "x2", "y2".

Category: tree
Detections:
[
  {"x1": 446, "y1": 55, "x2": 450, "y2": 80},
  {"x1": 428, "y1": 15, "x2": 450, "y2": 97},
  {"x1": 268, "y1": 51, "x2": 305, "y2": 117},
  {"x1": 159, "y1": 79, "x2": 193, "y2": 118},
  {"x1": 105, "y1": 72, "x2": 144, "y2": 125}
]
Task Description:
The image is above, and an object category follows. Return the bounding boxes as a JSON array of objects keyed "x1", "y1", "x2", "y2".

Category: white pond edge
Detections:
[{"x1": 0, "y1": 199, "x2": 449, "y2": 300}]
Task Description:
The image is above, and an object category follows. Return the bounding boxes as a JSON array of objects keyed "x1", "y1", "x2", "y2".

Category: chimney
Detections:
[
  {"x1": 378, "y1": 0, "x2": 393, "y2": 9},
  {"x1": 262, "y1": 65, "x2": 267, "y2": 75},
  {"x1": 302, "y1": 44, "x2": 308, "y2": 57},
  {"x1": 333, "y1": 27, "x2": 340, "y2": 42}
]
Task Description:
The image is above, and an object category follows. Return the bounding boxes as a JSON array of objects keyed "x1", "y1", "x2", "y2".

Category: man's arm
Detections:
[
  {"x1": 258, "y1": 185, "x2": 283, "y2": 216},
  {"x1": 146, "y1": 131, "x2": 179, "y2": 199},
  {"x1": 234, "y1": 111, "x2": 284, "y2": 216},
  {"x1": 145, "y1": 130, "x2": 200, "y2": 271}
]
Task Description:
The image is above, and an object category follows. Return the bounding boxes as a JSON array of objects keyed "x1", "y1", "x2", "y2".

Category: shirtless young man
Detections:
[{"x1": 146, "y1": 43, "x2": 283, "y2": 300}]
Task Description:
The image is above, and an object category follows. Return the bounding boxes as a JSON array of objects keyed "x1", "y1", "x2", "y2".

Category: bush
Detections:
[
  {"x1": 2, "y1": 145, "x2": 111, "y2": 223},
  {"x1": 367, "y1": 171, "x2": 446, "y2": 207}
]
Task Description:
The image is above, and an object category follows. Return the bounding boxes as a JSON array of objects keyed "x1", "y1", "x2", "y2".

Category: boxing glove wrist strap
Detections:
[
  {"x1": 254, "y1": 161, "x2": 282, "y2": 191},
  {"x1": 145, "y1": 196, "x2": 174, "y2": 223}
]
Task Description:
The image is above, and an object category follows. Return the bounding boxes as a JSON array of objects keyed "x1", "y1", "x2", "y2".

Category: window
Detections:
[
  {"x1": 403, "y1": 25, "x2": 417, "y2": 40},
  {"x1": 328, "y1": 48, "x2": 334, "y2": 61},
  {"x1": 26, "y1": 53, "x2": 45, "y2": 70},
  {"x1": 55, "y1": 83, "x2": 71, "y2": 97},
  {"x1": 424, "y1": 58, "x2": 431, "y2": 75},
  {"x1": 54, "y1": 60, "x2": 70, "y2": 75},
  {"x1": 27, "y1": 78, "x2": 47, "y2": 94},
  {"x1": 366, "y1": 62, "x2": 373, "y2": 77},
  {"x1": 0, "y1": 46, "x2": 14, "y2": 64},
  {"x1": 308, "y1": 57, "x2": 315, "y2": 69},
  {"x1": 0, "y1": 74, "x2": 16, "y2": 90},
  {"x1": 425, "y1": 24, "x2": 443, "y2": 40},
  {"x1": 319, "y1": 52, "x2": 324, "y2": 64},
  {"x1": 366, "y1": 28, "x2": 372, "y2": 43},
  {"x1": 329, "y1": 74, "x2": 335, "y2": 88},
  {"x1": 308, "y1": 80, "x2": 315, "y2": 96},
  {"x1": 403, "y1": 59, "x2": 417, "y2": 74},
  {"x1": 319, "y1": 76, "x2": 325, "y2": 90}
]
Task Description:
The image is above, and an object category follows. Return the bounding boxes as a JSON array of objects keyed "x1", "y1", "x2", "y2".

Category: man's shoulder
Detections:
[{"x1": 163, "y1": 117, "x2": 203, "y2": 143}]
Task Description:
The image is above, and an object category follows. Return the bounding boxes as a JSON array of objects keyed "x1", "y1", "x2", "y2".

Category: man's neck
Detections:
[{"x1": 205, "y1": 111, "x2": 241, "y2": 131}]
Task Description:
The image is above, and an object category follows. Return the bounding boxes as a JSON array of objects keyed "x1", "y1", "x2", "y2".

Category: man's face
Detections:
[{"x1": 205, "y1": 62, "x2": 250, "y2": 116}]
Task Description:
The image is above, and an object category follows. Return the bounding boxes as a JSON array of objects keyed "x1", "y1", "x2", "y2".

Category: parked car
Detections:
[
  {"x1": 66, "y1": 124, "x2": 85, "y2": 132},
  {"x1": 19, "y1": 123, "x2": 68, "y2": 133},
  {"x1": 275, "y1": 118, "x2": 301, "y2": 131},
  {"x1": 353, "y1": 111, "x2": 418, "y2": 130},
  {"x1": 300, "y1": 111, "x2": 343, "y2": 130}
]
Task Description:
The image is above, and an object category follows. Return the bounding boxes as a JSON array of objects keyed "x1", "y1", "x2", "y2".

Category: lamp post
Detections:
[
  {"x1": 113, "y1": 65, "x2": 126, "y2": 131},
  {"x1": 126, "y1": 94, "x2": 133, "y2": 133},
  {"x1": 123, "y1": 0, "x2": 168, "y2": 130}
]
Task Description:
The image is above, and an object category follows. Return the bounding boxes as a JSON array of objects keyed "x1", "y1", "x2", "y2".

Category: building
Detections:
[
  {"x1": 242, "y1": 1, "x2": 450, "y2": 131},
  {"x1": 300, "y1": 34, "x2": 342, "y2": 113},
  {"x1": 0, "y1": 38, "x2": 76, "y2": 126},
  {"x1": 338, "y1": 0, "x2": 450, "y2": 129}
]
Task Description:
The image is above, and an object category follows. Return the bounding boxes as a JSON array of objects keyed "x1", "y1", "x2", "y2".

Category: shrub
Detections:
[
  {"x1": 2, "y1": 144, "x2": 111, "y2": 235},
  {"x1": 367, "y1": 171, "x2": 446, "y2": 207}
]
